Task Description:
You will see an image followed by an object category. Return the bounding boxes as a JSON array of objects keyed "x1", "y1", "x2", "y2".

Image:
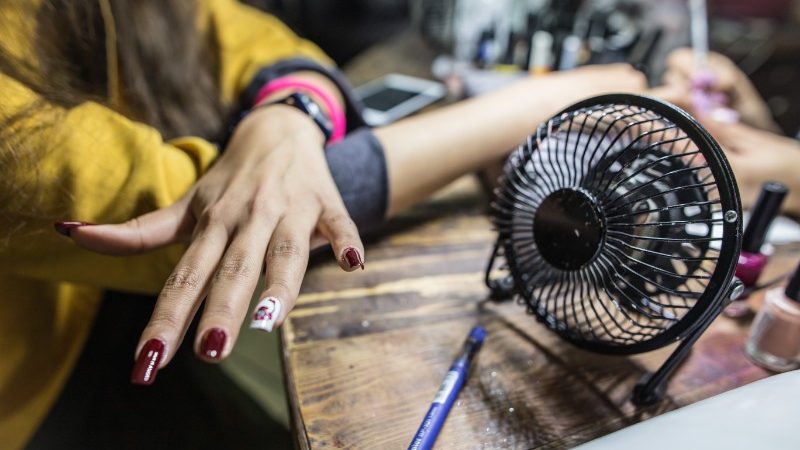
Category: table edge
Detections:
[{"x1": 281, "y1": 327, "x2": 311, "y2": 450}]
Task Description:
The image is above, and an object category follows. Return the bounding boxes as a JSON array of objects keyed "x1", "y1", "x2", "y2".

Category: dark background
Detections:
[
  {"x1": 242, "y1": 0, "x2": 800, "y2": 136},
  {"x1": 244, "y1": 0, "x2": 410, "y2": 65}
]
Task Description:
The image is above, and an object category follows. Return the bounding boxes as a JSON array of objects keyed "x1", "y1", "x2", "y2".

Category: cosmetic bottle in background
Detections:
[
  {"x1": 558, "y1": 34, "x2": 582, "y2": 71},
  {"x1": 528, "y1": 30, "x2": 553, "y2": 75},
  {"x1": 475, "y1": 29, "x2": 496, "y2": 69},
  {"x1": 725, "y1": 181, "x2": 788, "y2": 317},
  {"x1": 746, "y1": 260, "x2": 800, "y2": 372}
]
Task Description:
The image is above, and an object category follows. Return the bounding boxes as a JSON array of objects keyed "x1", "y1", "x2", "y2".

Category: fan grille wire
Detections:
[{"x1": 492, "y1": 101, "x2": 731, "y2": 352}]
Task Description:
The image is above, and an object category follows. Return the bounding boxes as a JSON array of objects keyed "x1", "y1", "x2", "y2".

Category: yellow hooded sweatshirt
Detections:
[{"x1": 0, "y1": 1, "x2": 330, "y2": 447}]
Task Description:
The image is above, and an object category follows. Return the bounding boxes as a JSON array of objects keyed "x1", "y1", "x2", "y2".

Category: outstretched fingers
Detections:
[
  {"x1": 249, "y1": 207, "x2": 317, "y2": 333},
  {"x1": 317, "y1": 205, "x2": 365, "y2": 272},
  {"x1": 130, "y1": 224, "x2": 227, "y2": 385},
  {"x1": 56, "y1": 195, "x2": 193, "y2": 255},
  {"x1": 193, "y1": 210, "x2": 278, "y2": 362}
]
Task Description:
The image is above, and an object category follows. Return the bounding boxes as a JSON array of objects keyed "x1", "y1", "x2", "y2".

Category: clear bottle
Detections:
[{"x1": 746, "y1": 261, "x2": 800, "y2": 372}]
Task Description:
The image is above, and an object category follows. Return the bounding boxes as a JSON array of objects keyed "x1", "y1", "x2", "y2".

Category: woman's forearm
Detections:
[{"x1": 374, "y1": 64, "x2": 647, "y2": 216}]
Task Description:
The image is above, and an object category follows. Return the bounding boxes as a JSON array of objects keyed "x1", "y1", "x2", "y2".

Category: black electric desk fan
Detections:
[{"x1": 485, "y1": 94, "x2": 744, "y2": 405}]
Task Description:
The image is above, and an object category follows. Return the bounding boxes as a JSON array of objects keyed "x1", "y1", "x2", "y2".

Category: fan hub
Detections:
[{"x1": 533, "y1": 188, "x2": 605, "y2": 271}]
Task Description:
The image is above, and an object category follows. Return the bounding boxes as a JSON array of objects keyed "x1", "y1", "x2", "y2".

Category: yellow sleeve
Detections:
[
  {"x1": 206, "y1": 0, "x2": 334, "y2": 103},
  {"x1": 0, "y1": 73, "x2": 218, "y2": 294}
]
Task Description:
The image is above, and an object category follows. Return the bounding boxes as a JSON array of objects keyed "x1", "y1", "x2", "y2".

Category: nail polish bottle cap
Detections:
[
  {"x1": 741, "y1": 181, "x2": 788, "y2": 253},
  {"x1": 786, "y1": 261, "x2": 800, "y2": 303}
]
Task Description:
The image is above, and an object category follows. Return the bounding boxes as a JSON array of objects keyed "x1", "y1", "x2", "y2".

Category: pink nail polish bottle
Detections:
[
  {"x1": 725, "y1": 181, "x2": 788, "y2": 318},
  {"x1": 746, "y1": 261, "x2": 800, "y2": 372}
]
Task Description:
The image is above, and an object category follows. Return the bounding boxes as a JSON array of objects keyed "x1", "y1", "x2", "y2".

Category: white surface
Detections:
[
  {"x1": 575, "y1": 371, "x2": 800, "y2": 450},
  {"x1": 764, "y1": 214, "x2": 800, "y2": 245}
]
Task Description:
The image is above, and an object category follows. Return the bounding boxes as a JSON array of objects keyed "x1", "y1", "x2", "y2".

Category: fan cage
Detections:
[{"x1": 491, "y1": 94, "x2": 741, "y2": 355}]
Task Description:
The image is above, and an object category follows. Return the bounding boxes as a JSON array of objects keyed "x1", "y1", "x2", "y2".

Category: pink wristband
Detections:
[{"x1": 254, "y1": 76, "x2": 346, "y2": 144}]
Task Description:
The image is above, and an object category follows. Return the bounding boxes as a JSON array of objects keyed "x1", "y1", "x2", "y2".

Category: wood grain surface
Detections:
[
  {"x1": 281, "y1": 30, "x2": 800, "y2": 450},
  {"x1": 282, "y1": 175, "x2": 799, "y2": 449}
]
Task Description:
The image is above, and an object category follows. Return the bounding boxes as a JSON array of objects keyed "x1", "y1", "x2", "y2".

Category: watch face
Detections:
[{"x1": 286, "y1": 92, "x2": 334, "y2": 141}]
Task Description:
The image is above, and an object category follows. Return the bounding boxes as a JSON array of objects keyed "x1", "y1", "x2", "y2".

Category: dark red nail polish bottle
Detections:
[{"x1": 726, "y1": 182, "x2": 788, "y2": 318}]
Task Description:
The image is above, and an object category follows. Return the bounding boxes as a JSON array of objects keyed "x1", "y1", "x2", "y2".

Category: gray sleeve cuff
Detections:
[{"x1": 325, "y1": 127, "x2": 389, "y2": 232}]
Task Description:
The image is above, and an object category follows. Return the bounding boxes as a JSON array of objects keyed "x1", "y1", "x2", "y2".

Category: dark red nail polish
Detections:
[
  {"x1": 131, "y1": 339, "x2": 165, "y2": 386},
  {"x1": 54, "y1": 221, "x2": 92, "y2": 237},
  {"x1": 343, "y1": 247, "x2": 364, "y2": 270},
  {"x1": 200, "y1": 328, "x2": 227, "y2": 361}
]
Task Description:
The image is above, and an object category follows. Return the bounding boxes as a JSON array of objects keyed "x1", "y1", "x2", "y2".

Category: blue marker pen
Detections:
[{"x1": 408, "y1": 326, "x2": 486, "y2": 450}]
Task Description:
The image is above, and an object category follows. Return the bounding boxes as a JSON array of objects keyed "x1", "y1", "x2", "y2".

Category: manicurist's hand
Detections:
[
  {"x1": 702, "y1": 120, "x2": 800, "y2": 215},
  {"x1": 657, "y1": 48, "x2": 779, "y2": 132},
  {"x1": 61, "y1": 104, "x2": 364, "y2": 384}
]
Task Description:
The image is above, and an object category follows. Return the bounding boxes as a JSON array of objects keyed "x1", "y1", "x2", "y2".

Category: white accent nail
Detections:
[{"x1": 250, "y1": 297, "x2": 281, "y2": 332}]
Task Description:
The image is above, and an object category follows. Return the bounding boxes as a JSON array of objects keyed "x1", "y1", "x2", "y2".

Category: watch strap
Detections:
[{"x1": 260, "y1": 92, "x2": 334, "y2": 143}]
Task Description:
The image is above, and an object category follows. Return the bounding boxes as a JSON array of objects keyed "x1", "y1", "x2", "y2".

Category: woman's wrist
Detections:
[
  {"x1": 239, "y1": 103, "x2": 325, "y2": 148},
  {"x1": 253, "y1": 75, "x2": 346, "y2": 144}
]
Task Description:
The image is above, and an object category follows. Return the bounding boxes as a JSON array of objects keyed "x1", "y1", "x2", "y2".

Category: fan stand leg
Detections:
[
  {"x1": 485, "y1": 240, "x2": 514, "y2": 301},
  {"x1": 632, "y1": 331, "x2": 700, "y2": 406},
  {"x1": 632, "y1": 279, "x2": 743, "y2": 406}
]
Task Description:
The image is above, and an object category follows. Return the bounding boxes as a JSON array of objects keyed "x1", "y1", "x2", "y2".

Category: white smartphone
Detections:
[{"x1": 355, "y1": 74, "x2": 446, "y2": 127}]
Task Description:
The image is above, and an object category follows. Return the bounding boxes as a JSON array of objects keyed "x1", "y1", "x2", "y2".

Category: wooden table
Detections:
[
  {"x1": 281, "y1": 31, "x2": 800, "y2": 449},
  {"x1": 281, "y1": 174, "x2": 799, "y2": 449}
]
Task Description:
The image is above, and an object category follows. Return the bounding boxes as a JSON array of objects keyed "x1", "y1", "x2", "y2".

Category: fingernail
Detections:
[
  {"x1": 250, "y1": 297, "x2": 281, "y2": 332},
  {"x1": 199, "y1": 328, "x2": 227, "y2": 361},
  {"x1": 131, "y1": 339, "x2": 165, "y2": 386},
  {"x1": 54, "y1": 221, "x2": 92, "y2": 237},
  {"x1": 343, "y1": 247, "x2": 365, "y2": 270}
]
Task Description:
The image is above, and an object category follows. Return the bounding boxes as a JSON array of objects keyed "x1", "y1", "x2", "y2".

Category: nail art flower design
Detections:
[
  {"x1": 250, "y1": 297, "x2": 281, "y2": 332},
  {"x1": 255, "y1": 306, "x2": 273, "y2": 321},
  {"x1": 253, "y1": 306, "x2": 272, "y2": 320}
]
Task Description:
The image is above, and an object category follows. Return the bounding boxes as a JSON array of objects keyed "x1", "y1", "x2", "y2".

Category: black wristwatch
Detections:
[{"x1": 262, "y1": 91, "x2": 334, "y2": 142}]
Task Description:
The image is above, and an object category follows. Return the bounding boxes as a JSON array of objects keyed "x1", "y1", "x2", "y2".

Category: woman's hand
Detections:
[
  {"x1": 703, "y1": 120, "x2": 800, "y2": 215},
  {"x1": 657, "y1": 48, "x2": 779, "y2": 132},
  {"x1": 62, "y1": 104, "x2": 364, "y2": 383}
]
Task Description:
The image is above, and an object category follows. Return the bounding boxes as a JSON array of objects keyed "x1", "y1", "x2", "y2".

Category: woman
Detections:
[{"x1": 0, "y1": 0, "x2": 646, "y2": 447}]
